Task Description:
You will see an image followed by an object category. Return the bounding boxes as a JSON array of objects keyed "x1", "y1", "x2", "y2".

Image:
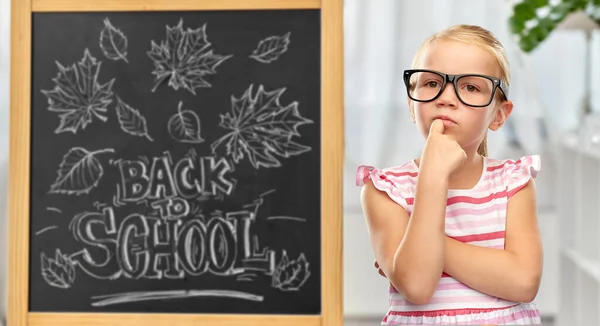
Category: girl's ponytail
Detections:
[{"x1": 477, "y1": 134, "x2": 488, "y2": 157}]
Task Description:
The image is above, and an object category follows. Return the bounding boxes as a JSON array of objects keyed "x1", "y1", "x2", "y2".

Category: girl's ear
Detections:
[{"x1": 489, "y1": 100, "x2": 513, "y2": 131}]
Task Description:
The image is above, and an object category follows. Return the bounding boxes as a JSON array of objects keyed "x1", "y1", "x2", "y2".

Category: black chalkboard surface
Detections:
[{"x1": 29, "y1": 9, "x2": 321, "y2": 314}]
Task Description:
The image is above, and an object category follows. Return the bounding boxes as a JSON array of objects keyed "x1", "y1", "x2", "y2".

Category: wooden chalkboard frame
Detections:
[{"x1": 8, "y1": 0, "x2": 343, "y2": 325}]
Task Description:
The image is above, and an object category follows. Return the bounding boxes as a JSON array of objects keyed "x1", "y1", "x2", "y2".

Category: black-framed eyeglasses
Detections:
[{"x1": 403, "y1": 69, "x2": 509, "y2": 107}]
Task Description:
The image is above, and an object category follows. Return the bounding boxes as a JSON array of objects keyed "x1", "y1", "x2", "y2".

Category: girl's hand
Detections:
[
  {"x1": 375, "y1": 260, "x2": 398, "y2": 290},
  {"x1": 419, "y1": 119, "x2": 466, "y2": 179},
  {"x1": 374, "y1": 260, "x2": 386, "y2": 278}
]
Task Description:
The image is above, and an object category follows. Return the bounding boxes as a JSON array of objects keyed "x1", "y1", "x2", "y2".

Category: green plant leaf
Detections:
[
  {"x1": 537, "y1": 17, "x2": 557, "y2": 33},
  {"x1": 509, "y1": 0, "x2": 600, "y2": 53},
  {"x1": 553, "y1": 2, "x2": 578, "y2": 16},
  {"x1": 572, "y1": 0, "x2": 589, "y2": 10},
  {"x1": 519, "y1": 33, "x2": 539, "y2": 53},
  {"x1": 529, "y1": 24, "x2": 551, "y2": 42},
  {"x1": 547, "y1": 3, "x2": 574, "y2": 22},
  {"x1": 514, "y1": 2, "x2": 538, "y2": 21},
  {"x1": 525, "y1": 0, "x2": 549, "y2": 8},
  {"x1": 509, "y1": 15, "x2": 527, "y2": 34}
]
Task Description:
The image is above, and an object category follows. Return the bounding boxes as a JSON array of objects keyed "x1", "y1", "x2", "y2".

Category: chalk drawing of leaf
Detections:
[
  {"x1": 41, "y1": 48, "x2": 115, "y2": 134},
  {"x1": 167, "y1": 101, "x2": 204, "y2": 143},
  {"x1": 49, "y1": 147, "x2": 114, "y2": 195},
  {"x1": 186, "y1": 148, "x2": 198, "y2": 161},
  {"x1": 99, "y1": 18, "x2": 129, "y2": 63},
  {"x1": 271, "y1": 250, "x2": 310, "y2": 291},
  {"x1": 210, "y1": 84, "x2": 313, "y2": 169},
  {"x1": 41, "y1": 249, "x2": 76, "y2": 289},
  {"x1": 249, "y1": 32, "x2": 291, "y2": 63},
  {"x1": 115, "y1": 96, "x2": 153, "y2": 141},
  {"x1": 147, "y1": 19, "x2": 233, "y2": 95}
]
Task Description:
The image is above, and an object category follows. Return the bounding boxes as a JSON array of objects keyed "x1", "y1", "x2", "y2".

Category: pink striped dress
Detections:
[{"x1": 356, "y1": 155, "x2": 542, "y2": 325}]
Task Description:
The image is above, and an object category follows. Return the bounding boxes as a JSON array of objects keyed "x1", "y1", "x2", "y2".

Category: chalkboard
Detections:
[
  {"x1": 28, "y1": 9, "x2": 321, "y2": 314},
  {"x1": 10, "y1": 1, "x2": 342, "y2": 325}
]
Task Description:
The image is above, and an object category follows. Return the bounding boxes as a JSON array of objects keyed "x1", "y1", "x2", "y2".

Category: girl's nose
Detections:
[{"x1": 435, "y1": 83, "x2": 458, "y2": 108}]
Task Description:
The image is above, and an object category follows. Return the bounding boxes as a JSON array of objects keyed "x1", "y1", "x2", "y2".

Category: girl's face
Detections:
[{"x1": 409, "y1": 39, "x2": 512, "y2": 152}]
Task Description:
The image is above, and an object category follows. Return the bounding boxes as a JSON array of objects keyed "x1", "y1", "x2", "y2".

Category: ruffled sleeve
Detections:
[
  {"x1": 356, "y1": 165, "x2": 413, "y2": 213},
  {"x1": 504, "y1": 155, "x2": 541, "y2": 199}
]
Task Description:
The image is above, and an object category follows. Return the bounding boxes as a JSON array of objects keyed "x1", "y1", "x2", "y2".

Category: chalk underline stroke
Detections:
[
  {"x1": 266, "y1": 216, "x2": 306, "y2": 222},
  {"x1": 35, "y1": 226, "x2": 58, "y2": 235},
  {"x1": 46, "y1": 207, "x2": 62, "y2": 214},
  {"x1": 90, "y1": 289, "x2": 264, "y2": 306}
]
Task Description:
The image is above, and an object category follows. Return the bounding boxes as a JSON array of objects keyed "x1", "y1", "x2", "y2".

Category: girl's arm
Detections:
[
  {"x1": 360, "y1": 170, "x2": 448, "y2": 305},
  {"x1": 443, "y1": 180, "x2": 543, "y2": 303}
]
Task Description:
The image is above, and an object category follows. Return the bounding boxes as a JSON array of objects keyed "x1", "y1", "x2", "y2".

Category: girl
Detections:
[{"x1": 356, "y1": 25, "x2": 543, "y2": 325}]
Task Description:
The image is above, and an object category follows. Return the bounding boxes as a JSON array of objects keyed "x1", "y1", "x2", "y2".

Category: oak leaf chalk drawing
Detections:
[
  {"x1": 249, "y1": 32, "x2": 291, "y2": 63},
  {"x1": 41, "y1": 249, "x2": 76, "y2": 289},
  {"x1": 168, "y1": 101, "x2": 204, "y2": 143},
  {"x1": 49, "y1": 147, "x2": 114, "y2": 195},
  {"x1": 271, "y1": 250, "x2": 310, "y2": 291},
  {"x1": 99, "y1": 18, "x2": 129, "y2": 63},
  {"x1": 147, "y1": 19, "x2": 233, "y2": 95},
  {"x1": 41, "y1": 49, "x2": 115, "y2": 134},
  {"x1": 115, "y1": 96, "x2": 154, "y2": 141},
  {"x1": 211, "y1": 84, "x2": 313, "y2": 169}
]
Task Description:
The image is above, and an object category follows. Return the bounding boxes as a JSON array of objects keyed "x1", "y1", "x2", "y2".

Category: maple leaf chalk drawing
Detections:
[
  {"x1": 271, "y1": 250, "x2": 310, "y2": 291},
  {"x1": 41, "y1": 249, "x2": 76, "y2": 289},
  {"x1": 210, "y1": 84, "x2": 313, "y2": 169},
  {"x1": 49, "y1": 147, "x2": 114, "y2": 195},
  {"x1": 114, "y1": 96, "x2": 153, "y2": 141},
  {"x1": 147, "y1": 19, "x2": 233, "y2": 95},
  {"x1": 99, "y1": 18, "x2": 129, "y2": 63},
  {"x1": 249, "y1": 32, "x2": 291, "y2": 63},
  {"x1": 168, "y1": 101, "x2": 204, "y2": 143},
  {"x1": 41, "y1": 49, "x2": 115, "y2": 134}
]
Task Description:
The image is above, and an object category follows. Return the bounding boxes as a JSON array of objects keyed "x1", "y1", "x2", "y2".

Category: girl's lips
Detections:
[
  {"x1": 434, "y1": 116, "x2": 457, "y2": 125},
  {"x1": 440, "y1": 119, "x2": 456, "y2": 127}
]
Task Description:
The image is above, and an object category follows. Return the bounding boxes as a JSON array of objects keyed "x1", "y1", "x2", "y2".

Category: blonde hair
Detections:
[{"x1": 411, "y1": 25, "x2": 510, "y2": 157}]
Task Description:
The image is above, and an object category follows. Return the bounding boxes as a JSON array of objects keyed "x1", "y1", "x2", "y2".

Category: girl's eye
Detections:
[
  {"x1": 465, "y1": 85, "x2": 478, "y2": 92},
  {"x1": 425, "y1": 81, "x2": 439, "y2": 88}
]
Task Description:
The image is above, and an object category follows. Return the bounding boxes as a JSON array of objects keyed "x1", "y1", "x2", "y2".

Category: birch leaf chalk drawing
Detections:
[
  {"x1": 114, "y1": 96, "x2": 154, "y2": 141},
  {"x1": 167, "y1": 101, "x2": 204, "y2": 143},
  {"x1": 249, "y1": 32, "x2": 291, "y2": 63},
  {"x1": 48, "y1": 147, "x2": 114, "y2": 195},
  {"x1": 99, "y1": 18, "x2": 129, "y2": 63}
]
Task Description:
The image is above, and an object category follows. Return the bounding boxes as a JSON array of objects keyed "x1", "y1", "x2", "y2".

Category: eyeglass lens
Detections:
[{"x1": 408, "y1": 71, "x2": 494, "y2": 106}]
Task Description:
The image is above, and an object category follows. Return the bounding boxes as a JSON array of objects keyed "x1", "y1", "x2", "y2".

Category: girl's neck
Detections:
[{"x1": 447, "y1": 152, "x2": 484, "y2": 190}]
